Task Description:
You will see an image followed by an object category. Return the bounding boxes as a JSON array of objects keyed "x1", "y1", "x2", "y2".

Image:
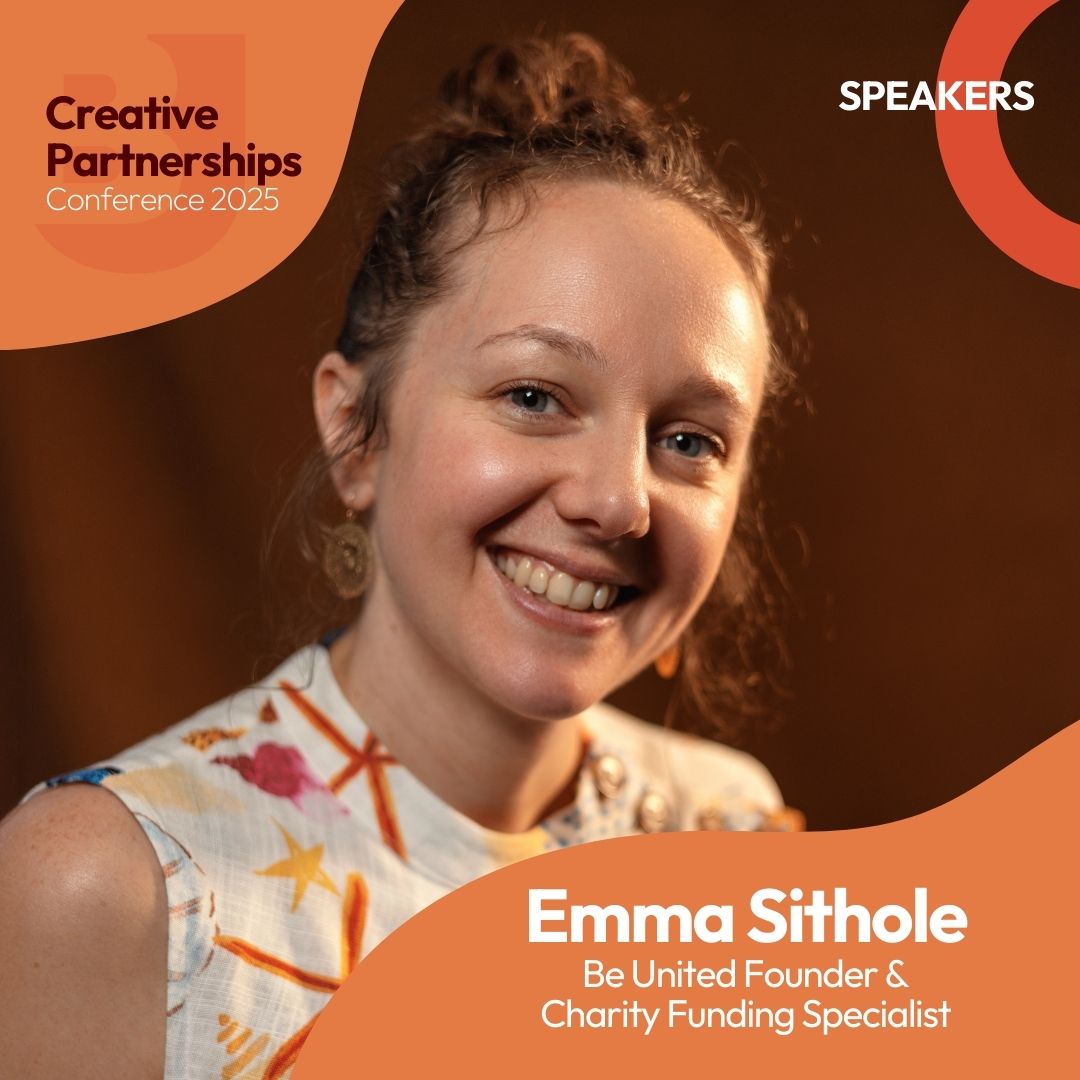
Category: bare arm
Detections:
[{"x1": 0, "y1": 784, "x2": 166, "y2": 1079}]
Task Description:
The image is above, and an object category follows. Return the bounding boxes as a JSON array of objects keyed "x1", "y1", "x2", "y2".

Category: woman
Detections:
[{"x1": 0, "y1": 34, "x2": 798, "y2": 1079}]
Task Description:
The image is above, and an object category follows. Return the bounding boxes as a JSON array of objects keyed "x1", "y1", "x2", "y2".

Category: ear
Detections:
[{"x1": 312, "y1": 351, "x2": 378, "y2": 512}]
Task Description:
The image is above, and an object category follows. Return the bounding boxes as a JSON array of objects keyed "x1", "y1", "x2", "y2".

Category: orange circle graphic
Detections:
[{"x1": 936, "y1": 0, "x2": 1080, "y2": 288}]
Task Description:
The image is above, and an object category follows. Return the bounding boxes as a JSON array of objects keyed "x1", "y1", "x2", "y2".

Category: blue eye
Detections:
[
  {"x1": 664, "y1": 432, "x2": 713, "y2": 458},
  {"x1": 509, "y1": 386, "x2": 552, "y2": 412}
]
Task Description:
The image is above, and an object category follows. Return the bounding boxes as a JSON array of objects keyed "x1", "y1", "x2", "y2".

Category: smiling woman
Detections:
[
  {"x1": 0, "y1": 33, "x2": 800, "y2": 1080},
  {"x1": 316, "y1": 179, "x2": 772, "y2": 763}
]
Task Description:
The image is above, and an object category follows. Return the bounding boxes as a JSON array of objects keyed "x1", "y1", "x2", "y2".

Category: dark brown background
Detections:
[{"x1": 2, "y1": 0, "x2": 1077, "y2": 826}]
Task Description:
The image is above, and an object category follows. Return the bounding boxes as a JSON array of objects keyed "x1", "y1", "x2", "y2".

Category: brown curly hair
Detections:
[{"x1": 297, "y1": 33, "x2": 799, "y2": 736}]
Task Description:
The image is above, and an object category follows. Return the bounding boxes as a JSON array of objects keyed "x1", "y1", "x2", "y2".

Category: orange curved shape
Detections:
[
  {"x1": 936, "y1": 0, "x2": 1080, "y2": 288},
  {"x1": 1, "y1": 0, "x2": 403, "y2": 347},
  {"x1": 295, "y1": 721, "x2": 1080, "y2": 1076}
]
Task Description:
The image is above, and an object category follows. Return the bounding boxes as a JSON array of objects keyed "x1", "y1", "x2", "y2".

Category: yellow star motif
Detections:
[{"x1": 256, "y1": 821, "x2": 340, "y2": 912}]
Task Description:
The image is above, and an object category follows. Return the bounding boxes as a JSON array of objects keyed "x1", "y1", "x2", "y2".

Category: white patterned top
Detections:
[{"x1": 29, "y1": 645, "x2": 791, "y2": 1079}]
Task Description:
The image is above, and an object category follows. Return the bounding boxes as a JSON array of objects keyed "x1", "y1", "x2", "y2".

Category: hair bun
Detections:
[{"x1": 438, "y1": 33, "x2": 643, "y2": 135}]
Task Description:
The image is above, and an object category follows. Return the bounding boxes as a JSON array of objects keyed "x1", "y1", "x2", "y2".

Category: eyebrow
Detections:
[
  {"x1": 477, "y1": 324, "x2": 610, "y2": 372},
  {"x1": 478, "y1": 322, "x2": 751, "y2": 421},
  {"x1": 670, "y1": 373, "x2": 753, "y2": 423}
]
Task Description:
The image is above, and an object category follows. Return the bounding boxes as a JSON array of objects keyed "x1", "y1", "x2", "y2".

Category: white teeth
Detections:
[
  {"x1": 527, "y1": 565, "x2": 550, "y2": 594},
  {"x1": 546, "y1": 572, "x2": 575, "y2": 607},
  {"x1": 493, "y1": 550, "x2": 621, "y2": 611},
  {"x1": 568, "y1": 581, "x2": 596, "y2": 611}
]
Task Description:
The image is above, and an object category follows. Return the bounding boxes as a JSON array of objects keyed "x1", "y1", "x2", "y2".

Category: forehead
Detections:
[{"x1": 425, "y1": 180, "x2": 769, "y2": 405}]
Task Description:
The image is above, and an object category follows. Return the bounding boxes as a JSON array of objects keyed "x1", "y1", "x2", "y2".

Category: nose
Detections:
[{"x1": 551, "y1": 428, "x2": 652, "y2": 540}]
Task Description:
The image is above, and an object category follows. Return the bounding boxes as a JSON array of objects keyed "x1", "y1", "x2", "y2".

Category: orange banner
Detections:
[
  {"x1": 295, "y1": 721, "x2": 1079, "y2": 1076},
  {"x1": 1, "y1": 0, "x2": 402, "y2": 348}
]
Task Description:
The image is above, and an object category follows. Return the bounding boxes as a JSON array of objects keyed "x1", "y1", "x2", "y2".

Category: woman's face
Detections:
[{"x1": 337, "y1": 180, "x2": 769, "y2": 721}]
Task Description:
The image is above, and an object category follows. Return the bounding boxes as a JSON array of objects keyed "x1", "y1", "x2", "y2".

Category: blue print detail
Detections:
[{"x1": 46, "y1": 765, "x2": 122, "y2": 787}]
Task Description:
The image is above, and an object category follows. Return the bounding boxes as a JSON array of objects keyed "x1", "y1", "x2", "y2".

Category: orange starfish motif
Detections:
[
  {"x1": 215, "y1": 873, "x2": 367, "y2": 1079},
  {"x1": 256, "y1": 821, "x2": 340, "y2": 912},
  {"x1": 278, "y1": 681, "x2": 406, "y2": 859}
]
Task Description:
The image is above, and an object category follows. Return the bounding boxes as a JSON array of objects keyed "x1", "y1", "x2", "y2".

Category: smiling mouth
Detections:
[{"x1": 491, "y1": 548, "x2": 638, "y2": 612}]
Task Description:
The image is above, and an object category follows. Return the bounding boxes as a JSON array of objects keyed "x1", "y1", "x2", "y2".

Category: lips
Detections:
[{"x1": 491, "y1": 547, "x2": 625, "y2": 611}]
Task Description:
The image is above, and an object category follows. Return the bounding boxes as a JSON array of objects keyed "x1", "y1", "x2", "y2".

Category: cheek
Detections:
[
  {"x1": 655, "y1": 486, "x2": 742, "y2": 603},
  {"x1": 375, "y1": 407, "x2": 550, "y2": 546}
]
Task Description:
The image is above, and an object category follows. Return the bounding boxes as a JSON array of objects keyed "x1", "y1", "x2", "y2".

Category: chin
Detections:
[{"x1": 484, "y1": 669, "x2": 609, "y2": 723}]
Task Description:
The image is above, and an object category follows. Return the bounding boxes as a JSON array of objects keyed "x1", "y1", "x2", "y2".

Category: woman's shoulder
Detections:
[
  {"x1": 585, "y1": 700, "x2": 799, "y2": 832},
  {"x1": 0, "y1": 782, "x2": 166, "y2": 919},
  {"x1": 0, "y1": 785, "x2": 166, "y2": 1077},
  {"x1": 4, "y1": 640, "x2": 444, "y2": 1079}
]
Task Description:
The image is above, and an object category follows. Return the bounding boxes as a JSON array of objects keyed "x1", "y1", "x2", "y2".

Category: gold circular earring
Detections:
[
  {"x1": 322, "y1": 508, "x2": 373, "y2": 599},
  {"x1": 654, "y1": 642, "x2": 681, "y2": 680}
]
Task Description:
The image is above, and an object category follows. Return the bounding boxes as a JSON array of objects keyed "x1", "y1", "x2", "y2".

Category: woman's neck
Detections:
[{"x1": 327, "y1": 613, "x2": 586, "y2": 834}]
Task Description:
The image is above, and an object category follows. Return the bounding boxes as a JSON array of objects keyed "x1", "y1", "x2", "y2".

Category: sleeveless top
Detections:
[{"x1": 28, "y1": 645, "x2": 796, "y2": 1079}]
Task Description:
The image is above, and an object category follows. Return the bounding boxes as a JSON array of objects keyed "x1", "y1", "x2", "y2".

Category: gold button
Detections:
[
  {"x1": 697, "y1": 806, "x2": 726, "y2": 831},
  {"x1": 592, "y1": 754, "x2": 626, "y2": 800},
  {"x1": 638, "y1": 790, "x2": 671, "y2": 833}
]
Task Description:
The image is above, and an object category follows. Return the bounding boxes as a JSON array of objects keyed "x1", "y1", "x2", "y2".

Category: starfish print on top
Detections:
[
  {"x1": 278, "y1": 681, "x2": 406, "y2": 859},
  {"x1": 215, "y1": 873, "x2": 367, "y2": 1080},
  {"x1": 256, "y1": 821, "x2": 340, "y2": 913}
]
